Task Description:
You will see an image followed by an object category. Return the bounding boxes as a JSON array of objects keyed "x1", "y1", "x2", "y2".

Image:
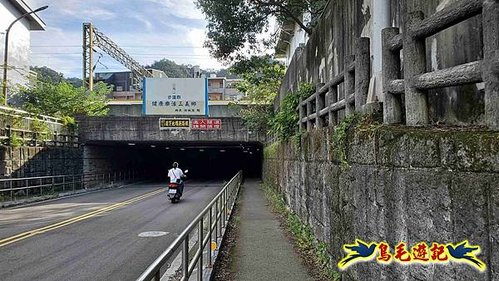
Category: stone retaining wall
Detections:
[{"x1": 263, "y1": 125, "x2": 498, "y2": 280}]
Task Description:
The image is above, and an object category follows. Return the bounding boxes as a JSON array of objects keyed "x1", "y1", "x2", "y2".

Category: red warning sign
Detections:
[{"x1": 191, "y1": 119, "x2": 222, "y2": 130}]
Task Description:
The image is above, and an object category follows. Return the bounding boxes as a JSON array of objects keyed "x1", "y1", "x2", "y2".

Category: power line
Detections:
[
  {"x1": 31, "y1": 45, "x2": 206, "y2": 48},
  {"x1": 31, "y1": 52, "x2": 212, "y2": 57}
]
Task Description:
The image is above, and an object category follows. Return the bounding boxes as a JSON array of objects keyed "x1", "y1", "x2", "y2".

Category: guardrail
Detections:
[
  {"x1": 297, "y1": 38, "x2": 371, "y2": 131},
  {"x1": 0, "y1": 170, "x2": 138, "y2": 202},
  {"x1": 0, "y1": 126, "x2": 79, "y2": 147},
  {"x1": 137, "y1": 171, "x2": 243, "y2": 281},
  {"x1": 382, "y1": 0, "x2": 499, "y2": 129}
]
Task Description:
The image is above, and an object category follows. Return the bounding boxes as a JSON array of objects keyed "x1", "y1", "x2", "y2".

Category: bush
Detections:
[{"x1": 270, "y1": 83, "x2": 314, "y2": 141}]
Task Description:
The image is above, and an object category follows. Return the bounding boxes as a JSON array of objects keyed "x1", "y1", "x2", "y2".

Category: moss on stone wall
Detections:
[{"x1": 263, "y1": 142, "x2": 280, "y2": 159}]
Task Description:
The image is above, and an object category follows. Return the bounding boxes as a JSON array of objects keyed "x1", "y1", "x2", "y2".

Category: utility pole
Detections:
[
  {"x1": 83, "y1": 23, "x2": 94, "y2": 91},
  {"x1": 82, "y1": 22, "x2": 152, "y2": 92}
]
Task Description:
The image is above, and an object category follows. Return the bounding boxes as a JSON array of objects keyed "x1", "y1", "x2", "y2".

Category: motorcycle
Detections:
[{"x1": 168, "y1": 170, "x2": 188, "y2": 203}]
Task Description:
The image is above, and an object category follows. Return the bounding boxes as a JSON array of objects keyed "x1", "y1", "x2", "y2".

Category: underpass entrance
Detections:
[{"x1": 83, "y1": 141, "x2": 263, "y2": 182}]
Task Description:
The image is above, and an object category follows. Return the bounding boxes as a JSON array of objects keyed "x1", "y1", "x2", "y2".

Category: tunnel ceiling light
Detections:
[
  {"x1": 150, "y1": 145, "x2": 156, "y2": 148},
  {"x1": 180, "y1": 148, "x2": 186, "y2": 151},
  {"x1": 199, "y1": 149, "x2": 205, "y2": 152},
  {"x1": 165, "y1": 147, "x2": 170, "y2": 150},
  {"x1": 249, "y1": 152, "x2": 253, "y2": 155},
  {"x1": 220, "y1": 149, "x2": 226, "y2": 152},
  {"x1": 128, "y1": 143, "x2": 135, "y2": 146}
]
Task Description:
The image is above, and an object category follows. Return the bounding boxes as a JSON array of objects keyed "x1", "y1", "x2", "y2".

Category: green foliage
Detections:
[
  {"x1": 61, "y1": 116, "x2": 77, "y2": 132},
  {"x1": 331, "y1": 114, "x2": 360, "y2": 170},
  {"x1": 9, "y1": 133, "x2": 23, "y2": 148},
  {"x1": 263, "y1": 142, "x2": 279, "y2": 158},
  {"x1": 263, "y1": 183, "x2": 341, "y2": 280},
  {"x1": 18, "y1": 81, "x2": 111, "y2": 119},
  {"x1": 270, "y1": 83, "x2": 314, "y2": 141},
  {"x1": 196, "y1": 0, "x2": 327, "y2": 61},
  {"x1": 31, "y1": 66, "x2": 83, "y2": 87},
  {"x1": 146, "y1": 59, "x2": 192, "y2": 78},
  {"x1": 240, "y1": 104, "x2": 274, "y2": 132},
  {"x1": 230, "y1": 56, "x2": 285, "y2": 133},
  {"x1": 231, "y1": 56, "x2": 285, "y2": 104},
  {"x1": 30, "y1": 119, "x2": 50, "y2": 141}
]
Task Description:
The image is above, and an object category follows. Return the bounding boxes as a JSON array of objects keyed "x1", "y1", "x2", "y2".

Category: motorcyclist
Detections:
[{"x1": 168, "y1": 162, "x2": 185, "y2": 196}]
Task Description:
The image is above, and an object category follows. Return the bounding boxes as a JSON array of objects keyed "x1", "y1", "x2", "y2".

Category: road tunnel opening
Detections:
[{"x1": 83, "y1": 141, "x2": 263, "y2": 182}]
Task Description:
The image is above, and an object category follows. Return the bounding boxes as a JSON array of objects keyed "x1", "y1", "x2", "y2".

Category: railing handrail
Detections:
[
  {"x1": 0, "y1": 171, "x2": 132, "y2": 183},
  {"x1": 136, "y1": 171, "x2": 242, "y2": 281},
  {"x1": 382, "y1": 0, "x2": 499, "y2": 129},
  {"x1": 0, "y1": 106, "x2": 62, "y2": 124}
]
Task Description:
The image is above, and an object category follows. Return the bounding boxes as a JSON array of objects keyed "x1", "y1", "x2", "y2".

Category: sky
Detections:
[{"x1": 24, "y1": 0, "x2": 225, "y2": 78}]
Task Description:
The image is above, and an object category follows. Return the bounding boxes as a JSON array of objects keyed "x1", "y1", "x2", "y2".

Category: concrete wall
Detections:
[
  {"x1": 0, "y1": 0, "x2": 32, "y2": 95},
  {"x1": 279, "y1": 0, "x2": 486, "y2": 126},
  {"x1": 0, "y1": 145, "x2": 82, "y2": 178},
  {"x1": 78, "y1": 116, "x2": 267, "y2": 143},
  {"x1": 82, "y1": 145, "x2": 144, "y2": 178},
  {"x1": 263, "y1": 125, "x2": 498, "y2": 280},
  {"x1": 107, "y1": 103, "x2": 243, "y2": 118}
]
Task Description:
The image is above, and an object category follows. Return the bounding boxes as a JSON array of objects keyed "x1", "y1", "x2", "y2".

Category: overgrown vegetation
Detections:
[
  {"x1": 18, "y1": 81, "x2": 111, "y2": 119},
  {"x1": 229, "y1": 56, "x2": 285, "y2": 132},
  {"x1": 262, "y1": 182, "x2": 341, "y2": 281},
  {"x1": 330, "y1": 114, "x2": 383, "y2": 170},
  {"x1": 196, "y1": 0, "x2": 327, "y2": 61},
  {"x1": 30, "y1": 119, "x2": 50, "y2": 141},
  {"x1": 331, "y1": 114, "x2": 360, "y2": 169},
  {"x1": 270, "y1": 83, "x2": 314, "y2": 141},
  {"x1": 8, "y1": 133, "x2": 23, "y2": 148}
]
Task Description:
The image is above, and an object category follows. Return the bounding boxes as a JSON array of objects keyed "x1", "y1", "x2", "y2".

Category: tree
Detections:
[
  {"x1": 229, "y1": 55, "x2": 285, "y2": 132},
  {"x1": 18, "y1": 81, "x2": 111, "y2": 118},
  {"x1": 196, "y1": 0, "x2": 327, "y2": 61},
  {"x1": 147, "y1": 59, "x2": 192, "y2": 78},
  {"x1": 231, "y1": 55, "x2": 285, "y2": 104},
  {"x1": 30, "y1": 66, "x2": 64, "y2": 84},
  {"x1": 31, "y1": 66, "x2": 83, "y2": 87}
]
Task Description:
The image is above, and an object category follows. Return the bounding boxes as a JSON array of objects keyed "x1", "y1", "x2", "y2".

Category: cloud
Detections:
[
  {"x1": 24, "y1": 0, "x2": 222, "y2": 77},
  {"x1": 145, "y1": 0, "x2": 205, "y2": 20}
]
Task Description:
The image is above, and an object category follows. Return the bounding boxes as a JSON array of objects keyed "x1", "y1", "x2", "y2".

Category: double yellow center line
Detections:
[{"x1": 0, "y1": 189, "x2": 164, "y2": 248}]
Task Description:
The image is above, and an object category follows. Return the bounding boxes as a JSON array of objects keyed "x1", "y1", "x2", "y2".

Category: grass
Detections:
[{"x1": 262, "y1": 183, "x2": 341, "y2": 281}]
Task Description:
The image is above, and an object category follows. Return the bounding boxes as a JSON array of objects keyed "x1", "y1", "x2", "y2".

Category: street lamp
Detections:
[{"x1": 2, "y1": 5, "x2": 48, "y2": 106}]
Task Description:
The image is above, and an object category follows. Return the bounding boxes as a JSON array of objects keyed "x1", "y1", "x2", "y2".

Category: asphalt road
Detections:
[{"x1": 0, "y1": 181, "x2": 225, "y2": 281}]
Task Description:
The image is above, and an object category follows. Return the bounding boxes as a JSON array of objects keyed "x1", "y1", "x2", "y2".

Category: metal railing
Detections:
[
  {"x1": 0, "y1": 126, "x2": 79, "y2": 147},
  {"x1": 382, "y1": 0, "x2": 499, "y2": 129},
  {"x1": 297, "y1": 38, "x2": 371, "y2": 131},
  {"x1": 137, "y1": 171, "x2": 243, "y2": 281},
  {"x1": 0, "y1": 170, "x2": 139, "y2": 202}
]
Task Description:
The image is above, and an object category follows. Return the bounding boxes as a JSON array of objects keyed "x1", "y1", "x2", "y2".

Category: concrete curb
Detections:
[{"x1": 1, "y1": 181, "x2": 145, "y2": 209}]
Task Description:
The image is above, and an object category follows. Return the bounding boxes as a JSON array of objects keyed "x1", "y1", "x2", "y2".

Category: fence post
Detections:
[
  {"x1": 6, "y1": 125, "x2": 11, "y2": 146},
  {"x1": 483, "y1": 0, "x2": 499, "y2": 130},
  {"x1": 328, "y1": 86, "x2": 338, "y2": 126},
  {"x1": 306, "y1": 98, "x2": 313, "y2": 131},
  {"x1": 344, "y1": 55, "x2": 355, "y2": 115},
  {"x1": 10, "y1": 180, "x2": 13, "y2": 201},
  {"x1": 208, "y1": 207, "x2": 213, "y2": 267},
  {"x1": 298, "y1": 97, "x2": 305, "y2": 131},
  {"x1": 382, "y1": 27, "x2": 403, "y2": 124},
  {"x1": 182, "y1": 233, "x2": 189, "y2": 277},
  {"x1": 355, "y1": 37, "x2": 371, "y2": 111},
  {"x1": 198, "y1": 219, "x2": 204, "y2": 281},
  {"x1": 404, "y1": 11, "x2": 429, "y2": 126},
  {"x1": 315, "y1": 83, "x2": 326, "y2": 128}
]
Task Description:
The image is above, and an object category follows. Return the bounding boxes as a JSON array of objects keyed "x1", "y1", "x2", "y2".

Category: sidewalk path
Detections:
[{"x1": 234, "y1": 181, "x2": 313, "y2": 281}]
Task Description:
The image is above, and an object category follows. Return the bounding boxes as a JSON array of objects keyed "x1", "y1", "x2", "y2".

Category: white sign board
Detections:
[{"x1": 143, "y1": 78, "x2": 208, "y2": 116}]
